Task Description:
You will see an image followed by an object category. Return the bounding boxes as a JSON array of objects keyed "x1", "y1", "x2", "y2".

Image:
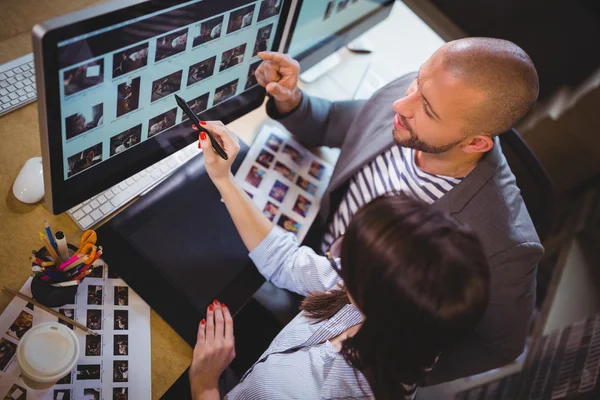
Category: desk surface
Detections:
[{"x1": 0, "y1": 1, "x2": 443, "y2": 398}]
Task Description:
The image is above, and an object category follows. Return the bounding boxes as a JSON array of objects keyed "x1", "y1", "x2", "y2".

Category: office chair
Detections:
[{"x1": 498, "y1": 128, "x2": 555, "y2": 242}]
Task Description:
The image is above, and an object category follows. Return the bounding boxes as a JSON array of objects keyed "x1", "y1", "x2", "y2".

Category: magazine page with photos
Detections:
[
  {"x1": 234, "y1": 122, "x2": 337, "y2": 241},
  {"x1": 0, "y1": 262, "x2": 150, "y2": 400}
]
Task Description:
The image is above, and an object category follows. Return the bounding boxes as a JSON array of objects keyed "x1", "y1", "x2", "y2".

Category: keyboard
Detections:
[
  {"x1": 0, "y1": 53, "x2": 36, "y2": 117},
  {"x1": 68, "y1": 141, "x2": 203, "y2": 230}
]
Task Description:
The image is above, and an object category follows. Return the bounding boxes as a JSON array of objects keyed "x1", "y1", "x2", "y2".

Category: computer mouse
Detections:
[{"x1": 13, "y1": 157, "x2": 45, "y2": 204}]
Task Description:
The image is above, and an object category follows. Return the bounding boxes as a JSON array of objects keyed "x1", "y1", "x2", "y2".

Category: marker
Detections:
[
  {"x1": 174, "y1": 94, "x2": 228, "y2": 160},
  {"x1": 55, "y1": 231, "x2": 70, "y2": 262}
]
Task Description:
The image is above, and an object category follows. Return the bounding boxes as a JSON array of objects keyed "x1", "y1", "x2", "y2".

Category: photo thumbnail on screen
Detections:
[
  {"x1": 220, "y1": 43, "x2": 247, "y2": 72},
  {"x1": 116, "y1": 77, "x2": 141, "y2": 117},
  {"x1": 258, "y1": 0, "x2": 282, "y2": 22},
  {"x1": 65, "y1": 103, "x2": 104, "y2": 140},
  {"x1": 67, "y1": 142, "x2": 103, "y2": 177},
  {"x1": 155, "y1": 28, "x2": 188, "y2": 62},
  {"x1": 112, "y1": 42, "x2": 149, "y2": 78},
  {"x1": 193, "y1": 15, "x2": 224, "y2": 47},
  {"x1": 148, "y1": 108, "x2": 177, "y2": 137},
  {"x1": 63, "y1": 59, "x2": 104, "y2": 96},
  {"x1": 227, "y1": 4, "x2": 255, "y2": 34},
  {"x1": 151, "y1": 70, "x2": 183, "y2": 102},
  {"x1": 110, "y1": 124, "x2": 142, "y2": 156},
  {"x1": 187, "y1": 56, "x2": 216, "y2": 87},
  {"x1": 253, "y1": 24, "x2": 273, "y2": 56},
  {"x1": 245, "y1": 60, "x2": 261, "y2": 90},
  {"x1": 181, "y1": 93, "x2": 209, "y2": 121},
  {"x1": 213, "y1": 79, "x2": 238, "y2": 105}
]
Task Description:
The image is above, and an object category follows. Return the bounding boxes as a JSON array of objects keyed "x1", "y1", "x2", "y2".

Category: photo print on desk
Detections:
[
  {"x1": 116, "y1": 77, "x2": 141, "y2": 118},
  {"x1": 65, "y1": 103, "x2": 103, "y2": 141},
  {"x1": 263, "y1": 201, "x2": 279, "y2": 222},
  {"x1": 57, "y1": 369, "x2": 73, "y2": 384},
  {"x1": 252, "y1": 24, "x2": 273, "y2": 57},
  {"x1": 58, "y1": 308, "x2": 74, "y2": 330},
  {"x1": 0, "y1": 337, "x2": 17, "y2": 371},
  {"x1": 155, "y1": 28, "x2": 188, "y2": 62},
  {"x1": 112, "y1": 42, "x2": 149, "y2": 79},
  {"x1": 67, "y1": 143, "x2": 103, "y2": 178},
  {"x1": 258, "y1": 0, "x2": 281, "y2": 22},
  {"x1": 87, "y1": 285, "x2": 103, "y2": 305},
  {"x1": 256, "y1": 149, "x2": 275, "y2": 169},
  {"x1": 282, "y1": 144, "x2": 304, "y2": 165},
  {"x1": 114, "y1": 334, "x2": 128, "y2": 356},
  {"x1": 114, "y1": 360, "x2": 129, "y2": 382},
  {"x1": 86, "y1": 309, "x2": 102, "y2": 330},
  {"x1": 293, "y1": 194, "x2": 312, "y2": 218},
  {"x1": 114, "y1": 310, "x2": 129, "y2": 330},
  {"x1": 296, "y1": 176, "x2": 318, "y2": 196},
  {"x1": 110, "y1": 125, "x2": 142, "y2": 157},
  {"x1": 87, "y1": 264, "x2": 104, "y2": 278},
  {"x1": 220, "y1": 44, "x2": 247, "y2": 72},
  {"x1": 265, "y1": 133, "x2": 283, "y2": 152},
  {"x1": 245, "y1": 165, "x2": 266, "y2": 188},
  {"x1": 193, "y1": 15, "x2": 224, "y2": 47},
  {"x1": 273, "y1": 161, "x2": 296, "y2": 181},
  {"x1": 213, "y1": 79, "x2": 239, "y2": 105},
  {"x1": 227, "y1": 4, "x2": 255, "y2": 34},
  {"x1": 181, "y1": 93, "x2": 209, "y2": 122},
  {"x1": 113, "y1": 387, "x2": 128, "y2": 400},
  {"x1": 53, "y1": 388, "x2": 70, "y2": 400},
  {"x1": 269, "y1": 180, "x2": 289, "y2": 203},
  {"x1": 148, "y1": 108, "x2": 177, "y2": 137},
  {"x1": 115, "y1": 286, "x2": 129, "y2": 306},
  {"x1": 76, "y1": 364, "x2": 101, "y2": 380},
  {"x1": 277, "y1": 214, "x2": 301, "y2": 235},
  {"x1": 187, "y1": 56, "x2": 216, "y2": 87},
  {"x1": 83, "y1": 388, "x2": 101, "y2": 400},
  {"x1": 63, "y1": 59, "x2": 104, "y2": 97},
  {"x1": 85, "y1": 334, "x2": 102, "y2": 356},
  {"x1": 308, "y1": 160, "x2": 326, "y2": 181},
  {"x1": 245, "y1": 60, "x2": 261, "y2": 90},
  {"x1": 5, "y1": 383, "x2": 26, "y2": 400},
  {"x1": 6, "y1": 310, "x2": 33, "y2": 340},
  {"x1": 151, "y1": 70, "x2": 182, "y2": 102}
]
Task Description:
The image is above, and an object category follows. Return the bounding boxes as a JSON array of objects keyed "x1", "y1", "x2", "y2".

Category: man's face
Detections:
[{"x1": 391, "y1": 48, "x2": 486, "y2": 154}]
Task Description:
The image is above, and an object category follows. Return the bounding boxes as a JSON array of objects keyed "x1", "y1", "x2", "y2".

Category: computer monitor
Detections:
[
  {"x1": 33, "y1": 0, "x2": 291, "y2": 214},
  {"x1": 284, "y1": 0, "x2": 394, "y2": 77}
]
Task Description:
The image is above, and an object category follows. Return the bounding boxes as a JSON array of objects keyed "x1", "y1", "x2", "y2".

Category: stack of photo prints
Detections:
[
  {"x1": 235, "y1": 123, "x2": 335, "y2": 241},
  {"x1": 0, "y1": 263, "x2": 150, "y2": 400}
]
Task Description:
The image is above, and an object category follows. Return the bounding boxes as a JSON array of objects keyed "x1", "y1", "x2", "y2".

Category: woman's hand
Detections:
[
  {"x1": 194, "y1": 121, "x2": 240, "y2": 185},
  {"x1": 256, "y1": 51, "x2": 302, "y2": 114},
  {"x1": 189, "y1": 300, "x2": 236, "y2": 400}
]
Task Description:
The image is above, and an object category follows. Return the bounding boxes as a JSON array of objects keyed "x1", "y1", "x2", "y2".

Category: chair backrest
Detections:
[{"x1": 498, "y1": 129, "x2": 555, "y2": 242}]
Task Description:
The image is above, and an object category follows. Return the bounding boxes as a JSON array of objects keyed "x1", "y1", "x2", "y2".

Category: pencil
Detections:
[
  {"x1": 38, "y1": 232, "x2": 61, "y2": 264},
  {"x1": 2, "y1": 286, "x2": 98, "y2": 336}
]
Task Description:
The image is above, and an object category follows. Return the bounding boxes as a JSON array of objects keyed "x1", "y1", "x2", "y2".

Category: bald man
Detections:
[{"x1": 255, "y1": 38, "x2": 543, "y2": 384}]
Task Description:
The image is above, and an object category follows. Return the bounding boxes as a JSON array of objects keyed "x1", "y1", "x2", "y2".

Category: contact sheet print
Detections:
[
  {"x1": 235, "y1": 123, "x2": 335, "y2": 241},
  {"x1": 0, "y1": 263, "x2": 151, "y2": 400}
]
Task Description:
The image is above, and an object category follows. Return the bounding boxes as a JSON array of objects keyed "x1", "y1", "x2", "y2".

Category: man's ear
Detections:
[{"x1": 461, "y1": 134, "x2": 494, "y2": 154}]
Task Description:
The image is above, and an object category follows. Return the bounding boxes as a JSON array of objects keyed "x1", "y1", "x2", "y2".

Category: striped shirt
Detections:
[
  {"x1": 225, "y1": 227, "x2": 417, "y2": 399},
  {"x1": 322, "y1": 145, "x2": 463, "y2": 253}
]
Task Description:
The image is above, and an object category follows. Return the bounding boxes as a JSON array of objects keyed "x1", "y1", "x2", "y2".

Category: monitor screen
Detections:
[
  {"x1": 285, "y1": 0, "x2": 393, "y2": 69},
  {"x1": 34, "y1": 0, "x2": 290, "y2": 213}
]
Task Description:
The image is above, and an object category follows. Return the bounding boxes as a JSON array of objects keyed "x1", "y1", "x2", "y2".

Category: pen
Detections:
[
  {"x1": 3, "y1": 287, "x2": 98, "y2": 336},
  {"x1": 38, "y1": 232, "x2": 61, "y2": 263},
  {"x1": 55, "y1": 231, "x2": 70, "y2": 262},
  {"x1": 56, "y1": 253, "x2": 84, "y2": 271},
  {"x1": 174, "y1": 94, "x2": 228, "y2": 160},
  {"x1": 44, "y1": 221, "x2": 59, "y2": 258}
]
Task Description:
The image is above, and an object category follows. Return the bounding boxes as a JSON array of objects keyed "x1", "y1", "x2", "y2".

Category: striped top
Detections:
[
  {"x1": 322, "y1": 145, "x2": 463, "y2": 253},
  {"x1": 225, "y1": 227, "x2": 417, "y2": 399}
]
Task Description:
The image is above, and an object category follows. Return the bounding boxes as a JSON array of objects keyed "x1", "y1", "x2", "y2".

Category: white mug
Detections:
[{"x1": 17, "y1": 322, "x2": 79, "y2": 390}]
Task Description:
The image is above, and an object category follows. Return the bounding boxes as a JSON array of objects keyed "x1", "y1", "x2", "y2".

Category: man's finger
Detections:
[
  {"x1": 257, "y1": 51, "x2": 296, "y2": 68},
  {"x1": 266, "y1": 82, "x2": 291, "y2": 99}
]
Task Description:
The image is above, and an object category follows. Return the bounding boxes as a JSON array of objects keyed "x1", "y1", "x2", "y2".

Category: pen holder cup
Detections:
[{"x1": 30, "y1": 243, "x2": 80, "y2": 308}]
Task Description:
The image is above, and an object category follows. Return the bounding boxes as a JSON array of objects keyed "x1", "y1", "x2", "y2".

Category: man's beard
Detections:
[{"x1": 394, "y1": 115, "x2": 461, "y2": 154}]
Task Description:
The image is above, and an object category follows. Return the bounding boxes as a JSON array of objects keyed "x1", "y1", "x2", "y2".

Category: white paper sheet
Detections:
[
  {"x1": 0, "y1": 262, "x2": 151, "y2": 400},
  {"x1": 234, "y1": 122, "x2": 336, "y2": 241}
]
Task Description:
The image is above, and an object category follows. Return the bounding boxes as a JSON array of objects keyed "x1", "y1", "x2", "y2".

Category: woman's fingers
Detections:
[
  {"x1": 202, "y1": 122, "x2": 240, "y2": 155},
  {"x1": 205, "y1": 303, "x2": 215, "y2": 347},
  {"x1": 223, "y1": 304, "x2": 234, "y2": 343},
  {"x1": 193, "y1": 318, "x2": 206, "y2": 357},
  {"x1": 213, "y1": 300, "x2": 224, "y2": 342}
]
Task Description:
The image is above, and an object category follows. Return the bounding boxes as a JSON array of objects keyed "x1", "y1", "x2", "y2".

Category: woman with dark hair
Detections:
[{"x1": 188, "y1": 122, "x2": 490, "y2": 400}]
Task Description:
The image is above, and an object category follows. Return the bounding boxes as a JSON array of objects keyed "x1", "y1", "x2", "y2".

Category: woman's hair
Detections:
[{"x1": 301, "y1": 194, "x2": 490, "y2": 399}]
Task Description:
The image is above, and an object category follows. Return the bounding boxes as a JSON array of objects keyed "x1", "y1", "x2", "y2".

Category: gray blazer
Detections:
[{"x1": 266, "y1": 72, "x2": 544, "y2": 384}]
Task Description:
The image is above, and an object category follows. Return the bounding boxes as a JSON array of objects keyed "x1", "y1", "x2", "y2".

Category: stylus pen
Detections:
[{"x1": 174, "y1": 94, "x2": 228, "y2": 160}]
